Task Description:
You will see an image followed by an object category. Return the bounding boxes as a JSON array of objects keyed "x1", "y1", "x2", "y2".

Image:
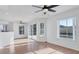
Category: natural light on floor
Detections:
[{"x1": 26, "y1": 47, "x2": 64, "y2": 54}]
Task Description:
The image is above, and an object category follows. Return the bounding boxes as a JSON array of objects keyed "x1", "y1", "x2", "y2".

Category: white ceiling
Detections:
[{"x1": 0, "y1": 5, "x2": 79, "y2": 22}]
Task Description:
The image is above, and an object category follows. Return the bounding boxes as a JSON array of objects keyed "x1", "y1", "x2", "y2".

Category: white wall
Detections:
[
  {"x1": 7, "y1": 22, "x2": 14, "y2": 32},
  {"x1": 28, "y1": 18, "x2": 47, "y2": 42},
  {"x1": 0, "y1": 21, "x2": 8, "y2": 24},
  {"x1": 0, "y1": 32, "x2": 14, "y2": 48},
  {"x1": 47, "y1": 7, "x2": 79, "y2": 51}
]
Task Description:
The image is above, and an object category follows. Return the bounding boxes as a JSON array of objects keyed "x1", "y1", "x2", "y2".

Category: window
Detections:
[
  {"x1": 0, "y1": 24, "x2": 8, "y2": 32},
  {"x1": 58, "y1": 17, "x2": 76, "y2": 39},
  {"x1": 33, "y1": 24, "x2": 37, "y2": 35},
  {"x1": 19, "y1": 26, "x2": 24, "y2": 35},
  {"x1": 40, "y1": 23, "x2": 44, "y2": 35},
  {"x1": 0, "y1": 25, "x2": 3, "y2": 32},
  {"x1": 29, "y1": 25, "x2": 33, "y2": 35}
]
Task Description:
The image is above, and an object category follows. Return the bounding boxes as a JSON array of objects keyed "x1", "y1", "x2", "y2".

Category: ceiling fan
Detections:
[{"x1": 32, "y1": 5, "x2": 59, "y2": 14}]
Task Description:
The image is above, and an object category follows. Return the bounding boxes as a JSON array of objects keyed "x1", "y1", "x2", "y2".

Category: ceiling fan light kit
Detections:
[{"x1": 43, "y1": 9, "x2": 48, "y2": 14}]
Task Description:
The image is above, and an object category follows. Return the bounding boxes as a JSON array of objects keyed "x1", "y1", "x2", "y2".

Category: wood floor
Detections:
[{"x1": 0, "y1": 39, "x2": 79, "y2": 54}]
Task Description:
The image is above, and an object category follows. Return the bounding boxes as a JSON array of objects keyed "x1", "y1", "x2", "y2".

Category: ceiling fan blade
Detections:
[
  {"x1": 32, "y1": 5, "x2": 43, "y2": 8},
  {"x1": 48, "y1": 9, "x2": 56, "y2": 12},
  {"x1": 47, "y1": 5, "x2": 59, "y2": 8},
  {"x1": 35, "y1": 9, "x2": 43, "y2": 13}
]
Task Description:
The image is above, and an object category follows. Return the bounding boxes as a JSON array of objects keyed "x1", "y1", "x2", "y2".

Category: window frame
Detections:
[
  {"x1": 33, "y1": 24, "x2": 37, "y2": 35},
  {"x1": 57, "y1": 17, "x2": 76, "y2": 40},
  {"x1": 40, "y1": 23, "x2": 44, "y2": 35}
]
